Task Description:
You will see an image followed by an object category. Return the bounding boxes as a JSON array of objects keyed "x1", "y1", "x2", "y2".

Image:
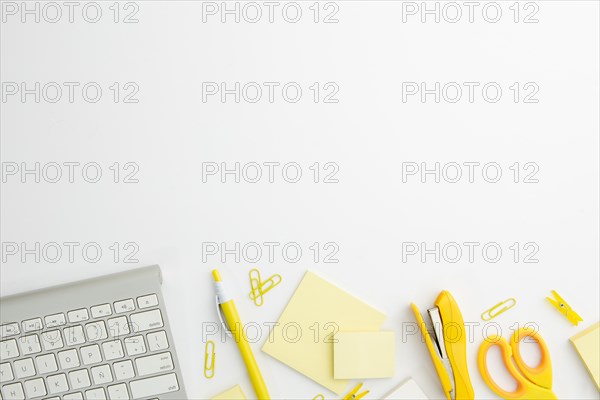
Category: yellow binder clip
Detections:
[
  {"x1": 481, "y1": 298, "x2": 517, "y2": 321},
  {"x1": 249, "y1": 268, "x2": 282, "y2": 307},
  {"x1": 546, "y1": 290, "x2": 583, "y2": 326},
  {"x1": 204, "y1": 340, "x2": 216, "y2": 379},
  {"x1": 343, "y1": 383, "x2": 369, "y2": 400}
]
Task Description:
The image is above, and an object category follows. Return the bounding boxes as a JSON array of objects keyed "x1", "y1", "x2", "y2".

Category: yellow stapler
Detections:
[{"x1": 411, "y1": 291, "x2": 475, "y2": 400}]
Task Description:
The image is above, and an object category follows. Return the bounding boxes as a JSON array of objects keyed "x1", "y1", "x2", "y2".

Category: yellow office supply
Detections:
[
  {"x1": 478, "y1": 327, "x2": 556, "y2": 400},
  {"x1": 211, "y1": 384, "x2": 247, "y2": 400},
  {"x1": 249, "y1": 268, "x2": 282, "y2": 307},
  {"x1": 312, "y1": 395, "x2": 325, "y2": 400},
  {"x1": 411, "y1": 291, "x2": 474, "y2": 400},
  {"x1": 570, "y1": 322, "x2": 600, "y2": 390},
  {"x1": 204, "y1": 340, "x2": 216, "y2": 378},
  {"x1": 546, "y1": 290, "x2": 583, "y2": 325},
  {"x1": 213, "y1": 270, "x2": 270, "y2": 399},
  {"x1": 333, "y1": 331, "x2": 395, "y2": 379},
  {"x1": 383, "y1": 378, "x2": 429, "y2": 400},
  {"x1": 481, "y1": 298, "x2": 516, "y2": 321},
  {"x1": 262, "y1": 271, "x2": 386, "y2": 394},
  {"x1": 343, "y1": 383, "x2": 369, "y2": 400}
]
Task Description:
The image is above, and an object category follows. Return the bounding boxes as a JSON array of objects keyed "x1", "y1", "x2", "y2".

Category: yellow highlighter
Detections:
[
  {"x1": 411, "y1": 291, "x2": 474, "y2": 400},
  {"x1": 212, "y1": 269, "x2": 270, "y2": 399}
]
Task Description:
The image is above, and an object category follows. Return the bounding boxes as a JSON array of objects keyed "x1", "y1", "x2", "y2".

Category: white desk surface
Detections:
[{"x1": 1, "y1": 2, "x2": 598, "y2": 399}]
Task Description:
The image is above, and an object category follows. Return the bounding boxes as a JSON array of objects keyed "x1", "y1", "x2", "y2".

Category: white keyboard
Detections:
[{"x1": 0, "y1": 266, "x2": 186, "y2": 400}]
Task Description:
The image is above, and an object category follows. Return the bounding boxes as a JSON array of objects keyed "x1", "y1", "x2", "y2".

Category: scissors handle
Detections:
[
  {"x1": 478, "y1": 328, "x2": 556, "y2": 400},
  {"x1": 510, "y1": 327, "x2": 552, "y2": 389}
]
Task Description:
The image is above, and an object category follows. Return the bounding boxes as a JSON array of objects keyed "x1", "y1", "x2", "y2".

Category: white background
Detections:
[{"x1": 1, "y1": 1, "x2": 599, "y2": 399}]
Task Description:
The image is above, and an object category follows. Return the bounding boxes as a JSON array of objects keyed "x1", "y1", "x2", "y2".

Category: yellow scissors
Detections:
[{"x1": 478, "y1": 327, "x2": 556, "y2": 400}]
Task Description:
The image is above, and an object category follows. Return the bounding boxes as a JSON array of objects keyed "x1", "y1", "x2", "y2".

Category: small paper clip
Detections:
[
  {"x1": 204, "y1": 340, "x2": 215, "y2": 379},
  {"x1": 248, "y1": 268, "x2": 282, "y2": 307},
  {"x1": 481, "y1": 298, "x2": 517, "y2": 321},
  {"x1": 343, "y1": 383, "x2": 369, "y2": 400},
  {"x1": 546, "y1": 290, "x2": 583, "y2": 326},
  {"x1": 312, "y1": 395, "x2": 325, "y2": 400}
]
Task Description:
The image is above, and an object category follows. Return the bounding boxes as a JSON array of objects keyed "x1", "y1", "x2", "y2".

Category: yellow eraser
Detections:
[
  {"x1": 570, "y1": 322, "x2": 600, "y2": 391},
  {"x1": 211, "y1": 384, "x2": 246, "y2": 400},
  {"x1": 334, "y1": 331, "x2": 395, "y2": 379}
]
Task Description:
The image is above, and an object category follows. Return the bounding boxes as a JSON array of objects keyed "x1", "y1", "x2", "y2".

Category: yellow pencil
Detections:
[{"x1": 212, "y1": 269, "x2": 270, "y2": 399}]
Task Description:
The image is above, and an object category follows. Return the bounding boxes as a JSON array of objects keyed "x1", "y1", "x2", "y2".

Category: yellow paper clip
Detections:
[
  {"x1": 204, "y1": 340, "x2": 215, "y2": 379},
  {"x1": 546, "y1": 290, "x2": 583, "y2": 326},
  {"x1": 481, "y1": 298, "x2": 517, "y2": 321},
  {"x1": 312, "y1": 395, "x2": 325, "y2": 400},
  {"x1": 343, "y1": 383, "x2": 369, "y2": 400},
  {"x1": 248, "y1": 268, "x2": 282, "y2": 307}
]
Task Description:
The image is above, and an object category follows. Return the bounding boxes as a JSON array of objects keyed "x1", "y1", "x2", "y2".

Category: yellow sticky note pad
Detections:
[
  {"x1": 211, "y1": 385, "x2": 246, "y2": 400},
  {"x1": 262, "y1": 271, "x2": 386, "y2": 394},
  {"x1": 334, "y1": 331, "x2": 395, "y2": 379},
  {"x1": 570, "y1": 322, "x2": 600, "y2": 391}
]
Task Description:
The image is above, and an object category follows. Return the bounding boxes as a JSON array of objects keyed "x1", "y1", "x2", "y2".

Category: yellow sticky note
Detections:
[
  {"x1": 570, "y1": 322, "x2": 600, "y2": 391},
  {"x1": 334, "y1": 331, "x2": 395, "y2": 379},
  {"x1": 262, "y1": 271, "x2": 386, "y2": 394},
  {"x1": 211, "y1": 385, "x2": 246, "y2": 400}
]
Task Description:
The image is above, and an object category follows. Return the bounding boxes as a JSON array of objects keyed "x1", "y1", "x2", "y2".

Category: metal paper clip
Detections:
[
  {"x1": 481, "y1": 298, "x2": 517, "y2": 321},
  {"x1": 546, "y1": 290, "x2": 583, "y2": 326},
  {"x1": 204, "y1": 340, "x2": 215, "y2": 379},
  {"x1": 248, "y1": 268, "x2": 282, "y2": 307}
]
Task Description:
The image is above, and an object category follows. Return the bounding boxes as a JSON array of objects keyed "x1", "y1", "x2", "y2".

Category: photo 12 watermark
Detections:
[
  {"x1": 400, "y1": 2, "x2": 539, "y2": 24},
  {"x1": 1, "y1": 2, "x2": 140, "y2": 23},
  {"x1": 201, "y1": 241, "x2": 340, "y2": 264},
  {"x1": 201, "y1": 82, "x2": 340, "y2": 104},
  {"x1": 200, "y1": 2, "x2": 339, "y2": 24},
  {"x1": 401, "y1": 241, "x2": 540, "y2": 263},
  {"x1": 1, "y1": 82, "x2": 140, "y2": 104},
  {"x1": 401, "y1": 162, "x2": 540, "y2": 183},
  {"x1": 201, "y1": 162, "x2": 339, "y2": 183},
  {"x1": 2, "y1": 162, "x2": 140, "y2": 184},
  {"x1": 401, "y1": 82, "x2": 539, "y2": 104},
  {"x1": 1, "y1": 242, "x2": 141, "y2": 264}
]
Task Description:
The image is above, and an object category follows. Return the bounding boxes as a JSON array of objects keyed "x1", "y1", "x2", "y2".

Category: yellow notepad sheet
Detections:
[
  {"x1": 570, "y1": 322, "x2": 600, "y2": 391},
  {"x1": 262, "y1": 271, "x2": 386, "y2": 394},
  {"x1": 334, "y1": 331, "x2": 395, "y2": 379},
  {"x1": 383, "y1": 378, "x2": 429, "y2": 399},
  {"x1": 211, "y1": 385, "x2": 247, "y2": 400}
]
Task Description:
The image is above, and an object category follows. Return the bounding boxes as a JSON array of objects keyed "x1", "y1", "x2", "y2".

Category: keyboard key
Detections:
[
  {"x1": 85, "y1": 321, "x2": 108, "y2": 342},
  {"x1": 58, "y1": 349, "x2": 80, "y2": 369},
  {"x1": 67, "y1": 309, "x2": 89, "y2": 323},
  {"x1": 91, "y1": 304, "x2": 112, "y2": 318},
  {"x1": 124, "y1": 335, "x2": 146, "y2": 356},
  {"x1": 0, "y1": 339, "x2": 19, "y2": 360},
  {"x1": 129, "y1": 373, "x2": 179, "y2": 398},
  {"x1": 107, "y1": 383, "x2": 130, "y2": 400},
  {"x1": 44, "y1": 313, "x2": 66, "y2": 327},
  {"x1": 14, "y1": 358, "x2": 35, "y2": 379},
  {"x1": 102, "y1": 340, "x2": 124, "y2": 361},
  {"x1": 64, "y1": 325, "x2": 86, "y2": 346},
  {"x1": 91, "y1": 364, "x2": 113, "y2": 385},
  {"x1": 85, "y1": 387, "x2": 107, "y2": 400},
  {"x1": 69, "y1": 369, "x2": 91, "y2": 390},
  {"x1": 107, "y1": 316, "x2": 130, "y2": 337},
  {"x1": 137, "y1": 294, "x2": 158, "y2": 309},
  {"x1": 147, "y1": 331, "x2": 169, "y2": 351},
  {"x1": 2, "y1": 381, "x2": 24, "y2": 399},
  {"x1": 24, "y1": 377, "x2": 46, "y2": 398},
  {"x1": 0, "y1": 323, "x2": 20, "y2": 338},
  {"x1": 22, "y1": 318, "x2": 43, "y2": 333},
  {"x1": 130, "y1": 309, "x2": 163, "y2": 332},
  {"x1": 47, "y1": 373, "x2": 69, "y2": 394},
  {"x1": 113, "y1": 360, "x2": 134, "y2": 381},
  {"x1": 35, "y1": 353, "x2": 58, "y2": 374},
  {"x1": 63, "y1": 393, "x2": 84, "y2": 400},
  {"x1": 41, "y1": 330, "x2": 64, "y2": 351},
  {"x1": 18, "y1": 334, "x2": 41, "y2": 355},
  {"x1": 0, "y1": 362, "x2": 14, "y2": 382},
  {"x1": 135, "y1": 352, "x2": 174, "y2": 377},
  {"x1": 80, "y1": 344, "x2": 102, "y2": 365},
  {"x1": 114, "y1": 299, "x2": 135, "y2": 314}
]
